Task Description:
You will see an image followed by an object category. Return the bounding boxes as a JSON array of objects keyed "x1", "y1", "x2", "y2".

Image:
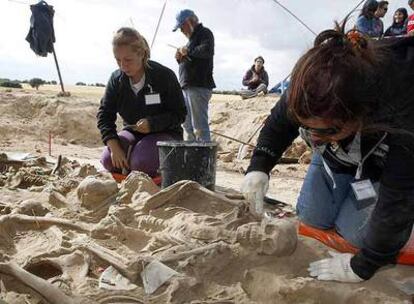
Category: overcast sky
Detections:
[{"x1": 0, "y1": 0, "x2": 410, "y2": 89}]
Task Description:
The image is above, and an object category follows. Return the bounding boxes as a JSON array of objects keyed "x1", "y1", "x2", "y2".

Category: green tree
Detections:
[
  {"x1": 0, "y1": 81, "x2": 22, "y2": 88},
  {"x1": 29, "y1": 78, "x2": 45, "y2": 90}
]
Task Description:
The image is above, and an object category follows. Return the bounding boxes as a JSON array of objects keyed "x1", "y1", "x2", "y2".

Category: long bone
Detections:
[
  {"x1": 0, "y1": 261, "x2": 76, "y2": 304},
  {"x1": 0, "y1": 214, "x2": 91, "y2": 233}
]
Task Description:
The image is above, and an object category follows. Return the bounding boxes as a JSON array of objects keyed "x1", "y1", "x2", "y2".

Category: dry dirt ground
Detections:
[{"x1": 0, "y1": 85, "x2": 413, "y2": 303}]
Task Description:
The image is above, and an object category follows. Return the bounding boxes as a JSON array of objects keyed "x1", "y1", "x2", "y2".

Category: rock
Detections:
[
  {"x1": 299, "y1": 150, "x2": 312, "y2": 165},
  {"x1": 77, "y1": 176, "x2": 118, "y2": 210},
  {"x1": 118, "y1": 171, "x2": 159, "y2": 205},
  {"x1": 47, "y1": 190, "x2": 69, "y2": 208},
  {"x1": 221, "y1": 151, "x2": 235, "y2": 163},
  {"x1": 14, "y1": 199, "x2": 50, "y2": 216},
  {"x1": 71, "y1": 164, "x2": 97, "y2": 178}
]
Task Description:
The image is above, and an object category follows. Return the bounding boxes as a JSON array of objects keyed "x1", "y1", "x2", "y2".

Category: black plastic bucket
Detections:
[{"x1": 157, "y1": 141, "x2": 218, "y2": 190}]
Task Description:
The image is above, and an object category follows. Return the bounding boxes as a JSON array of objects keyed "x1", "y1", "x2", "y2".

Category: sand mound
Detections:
[
  {"x1": 0, "y1": 91, "x2": 101, "y2": 147},
  {"x1": 0, "y1": 89, "x2": 412, "y2": 303},
  {"x1": 0, "y1": 154, "x2": 412, "y2": 303}
]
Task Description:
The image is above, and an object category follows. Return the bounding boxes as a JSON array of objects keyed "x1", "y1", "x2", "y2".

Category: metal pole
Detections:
[
  {"x1": 151, "y1": 0, "x2": 168, "y2": 49},
  {"x1": 340, "y1": 0, "x2": 366, "y2": 24},
  {"x1": 51, "y1": 44, "x2": 65, "y2": 93},
  {"x1": 210, "y1": 130, "x2": 256, "y2": 148},
  {"x1": 270, "y1": 0, "x2": 317, "y2": 36}
]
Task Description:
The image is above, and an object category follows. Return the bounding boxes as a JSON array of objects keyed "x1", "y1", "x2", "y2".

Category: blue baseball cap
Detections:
[{"x1": 173, "y1": 9, "x2": 195, "y2": 32}]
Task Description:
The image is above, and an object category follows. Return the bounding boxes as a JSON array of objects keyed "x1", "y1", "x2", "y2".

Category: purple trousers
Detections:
[{"x1": 101, "y1": 130, "x2": 174, "y2": 177}]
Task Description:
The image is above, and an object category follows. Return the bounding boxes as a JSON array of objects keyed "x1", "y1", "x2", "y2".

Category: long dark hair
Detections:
[
  {"x1": 288, "y1": 19, "x2": 384, "y2": 126},
  {"x1": 287, "y1": 18, "x2": 414, "y2": 137},
  {"x1": 360, "y1": 0, "x2": 378, "y2": 18},
  {"x1": 392, "y1": 8, "x2": 408, "y2": 27}
]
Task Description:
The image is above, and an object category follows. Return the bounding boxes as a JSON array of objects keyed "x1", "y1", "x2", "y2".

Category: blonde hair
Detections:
[{"x1": 112, "y1": 27, "x2": 150, "y2": 65}]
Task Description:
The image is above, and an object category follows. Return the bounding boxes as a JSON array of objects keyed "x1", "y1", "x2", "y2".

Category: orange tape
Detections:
[{"x1": 298, "y1": 222, "x2": 414, "y2": 265}]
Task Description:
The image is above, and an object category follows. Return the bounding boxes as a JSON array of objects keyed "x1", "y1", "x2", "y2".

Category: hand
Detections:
[
  {"x1": 178, "y1": 46, "x2": 188, "y2": 56},
  {"x1": 107, "y1": 139, "x2": 129, "y2": 170},
  {"x1": 175, "y1": 50, "x2": 183, "y2": 61},
  {"x1": 308, "y1": 251, "x2": 364, "y2": 283},
  {"x1": 241, "y1": 171, "x2": 269, "y2": 216},
  {"x1": 250, "y1": 74, "x2": 259, "y2": 83},
  {"x1": 135, "y1": 118, "x2": 151, "y2": 134}
]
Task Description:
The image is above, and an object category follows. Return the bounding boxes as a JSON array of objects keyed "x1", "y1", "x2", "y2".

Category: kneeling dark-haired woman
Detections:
[{"x1": 242, "y1": 21, "x2": 414, "y2": 282}]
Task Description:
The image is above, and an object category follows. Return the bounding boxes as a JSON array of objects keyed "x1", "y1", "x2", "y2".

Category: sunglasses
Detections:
[{"x1": 301, "y1": 125, "x2": 341, "y2": 136}]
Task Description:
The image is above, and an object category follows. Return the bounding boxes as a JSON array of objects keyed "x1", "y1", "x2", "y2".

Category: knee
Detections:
[
  {"x1": 130, "y1": 155, "x2": 159, "y2": 177},
  {"x1": 296, "y1": 187, "x2": 336, "y2": 230},
  {"x1": 118, "y1": 130, "x2": 137, "y2": 148},
  {"x1": 129, "y1": 135, "x2": 169, "y2": 176},
  {"x1": 297, "y1": 206, "x2": 335, "y2": 230}
]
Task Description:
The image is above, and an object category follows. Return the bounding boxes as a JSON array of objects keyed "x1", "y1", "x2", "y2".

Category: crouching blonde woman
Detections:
[{"x1": 97, "y1": 27, "x2": 186, "y2": 177}]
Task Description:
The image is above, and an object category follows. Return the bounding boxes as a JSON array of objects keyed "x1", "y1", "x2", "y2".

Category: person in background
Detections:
[
  {"x1": 356, "y1": 0, "x2": 383, "y2": 38},
  {"x1": 241, "y1": 19, "x2": 414, "y2": 282},
  {"x1": 384, "y1": 8, "x2": 408, "y2": 37},
  {"x1": 374, "y1": 1, "x2": 388, "y2": 34},
  {"x1": 241, "y1": 56, "x2": 269, "y2": 100},
  {"x1": 97, "y1": 27, "x2": 186, "y2": 177},
  {"x1": 173, "y1": 9, "x2": 215, "y2": 142},
  {"x1": 407, "y1": 0, "x2": 414, "y2": 36}
]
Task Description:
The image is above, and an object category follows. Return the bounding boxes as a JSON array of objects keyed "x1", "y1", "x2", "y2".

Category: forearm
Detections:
[
  {"x1": 247, "y1": 96, "x2": 299, "y2": 174},
  {"x1": 351, "y1": 161, "x2": 414, "y2": 279}
]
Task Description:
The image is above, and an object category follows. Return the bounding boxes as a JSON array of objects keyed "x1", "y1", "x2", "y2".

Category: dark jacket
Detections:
[
  {"x1": 247, "y1": 37, "x2": 414, "y2": 280},
  {"x1": 242, "y1": 66, "x2": 269, "y2": 90},
  {"x1": 178, "y1": 23, "x2": 215, "y2": 89},
  {"x1": 97, "y1": 60, "x2": 187, "y2": 144},
  {"x1": 384, "y1": 23, "x2": 407, "y2": 37},
  {"x1": 25, "y1": 1, "x2": 55, "y2": 57}
]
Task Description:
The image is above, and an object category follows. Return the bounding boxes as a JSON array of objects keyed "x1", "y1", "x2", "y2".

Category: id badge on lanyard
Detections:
[
  {"x1": 351, "y1": 179, "x2": 377, "y2": 210},
  {"x1": 145, "y1": 84, "x2": 161, "y2": 105},
  {"x1": 350, "y1": 159, "x2": 377, "y2": 209},
  {"x1": 349, "y1": 133, "x2": 387, "y2": 210}
]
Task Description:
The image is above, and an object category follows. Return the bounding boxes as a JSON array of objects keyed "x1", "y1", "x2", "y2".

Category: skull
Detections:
[{"x1": 258, "y1": 218, "x2": 297, "y2": 256}]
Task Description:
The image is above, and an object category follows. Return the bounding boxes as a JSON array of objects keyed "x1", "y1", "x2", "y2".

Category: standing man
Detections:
[
  {"x1": 375, "y1": 1, "x2": 389, "y2": 35},
  {"x1": 173, "y1": 9, "x2": 215, "y2": 142}
]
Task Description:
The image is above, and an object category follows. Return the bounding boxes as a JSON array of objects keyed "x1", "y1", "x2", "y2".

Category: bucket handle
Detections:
[{"x1": 158, "y1": 146, "x2": 177, "y2": 171}]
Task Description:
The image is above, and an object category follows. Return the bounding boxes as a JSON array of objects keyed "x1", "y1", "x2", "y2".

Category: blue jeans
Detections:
[
  {"x1": 296, "y1": 154, "x2": 377, "y2": 248},
  {"x1": 182, "y1": 87, "x2": 212, "y2": 142}
]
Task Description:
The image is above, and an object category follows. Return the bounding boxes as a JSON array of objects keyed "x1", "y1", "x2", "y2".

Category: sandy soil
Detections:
[{"x1": 0, "y1": 86, "x2": 413, "y2": 303}]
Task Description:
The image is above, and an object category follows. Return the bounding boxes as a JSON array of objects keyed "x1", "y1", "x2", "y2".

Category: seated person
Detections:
[
  {"x1": 241, "y1": 56, "x2": 269, "y2": 99},
  {"x1": 384, "y1": 7, "x2": 408, "y2": 37},
  {"x1": 97, "y1": 27, "x2": 186, "y2": 177}
]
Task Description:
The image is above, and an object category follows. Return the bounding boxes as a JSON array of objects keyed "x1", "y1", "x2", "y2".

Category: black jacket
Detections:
[
  {"x1": 242, "y1": 66, "x2": 269, "y2": 90},
  {"x1": 247, "y1": 37, "x2": 414, "y2": 280},
  {"x1": 178, "y1": 23, "x2": 216, "y2": 89},
  {"x1": 26, "y1": 1, "x2": 55, "y2": 57},
  {"x1": 97, "y1": 60, "x2": 187, "y2": 144}
]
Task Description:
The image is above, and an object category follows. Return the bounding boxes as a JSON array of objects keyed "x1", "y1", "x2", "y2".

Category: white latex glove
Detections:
[
  {"x1": 241, "y1": 171, "x2": 269, "y2": 215},
  {"x1": 308, "y1": 251, "x2": 364, "y2": 283}
]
